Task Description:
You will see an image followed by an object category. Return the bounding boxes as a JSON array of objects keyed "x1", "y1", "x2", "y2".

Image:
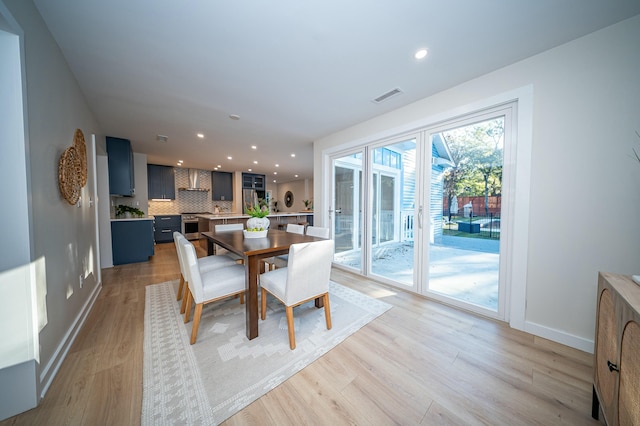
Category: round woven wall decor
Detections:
[
  {"x1": 58, "y1": 145, "x2": 81, "y2": 205},
  {"x1": 73, "y1": 128, "x2": 87, "y2": 187}
]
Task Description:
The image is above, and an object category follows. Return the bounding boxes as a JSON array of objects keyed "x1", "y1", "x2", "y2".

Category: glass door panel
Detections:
[
  {"x1": 332, "y1": 153, "x2": 363, "y2": 271},
  {"x1": 370, "y1": 140, "x2": 416, "y2": 286},
  {"x1": 427, "y1": 116, "x2": 504, "y2": 312}
]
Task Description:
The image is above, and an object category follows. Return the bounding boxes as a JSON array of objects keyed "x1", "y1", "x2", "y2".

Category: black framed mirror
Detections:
[{"x1": 284, "y1": 191, "x2": 294, "y2": 207}]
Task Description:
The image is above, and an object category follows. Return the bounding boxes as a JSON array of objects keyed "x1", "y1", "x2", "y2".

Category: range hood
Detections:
[{"x1": 178, "y1": 169, "x2": 209, "y2": 192}]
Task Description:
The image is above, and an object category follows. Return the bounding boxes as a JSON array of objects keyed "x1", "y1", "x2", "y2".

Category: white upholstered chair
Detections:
[
  {"x1": 260, "y1": 239, "x2": 335, "y2": 349},
  {"x1": 305, "y1": 226, "x2": 330, "y2": 239},
  {"x1": 213, "y1": 223, "x2": 245, "y2": 263},
  {"x1": 179, "y1": 238, "x2": 246, "y2": 344},
  {"x1": 265, "y1": 223, "x2": 306, "y2": 271},
  {"x1": 173, "y1": 232, "x2": 239, "y2": 314}
]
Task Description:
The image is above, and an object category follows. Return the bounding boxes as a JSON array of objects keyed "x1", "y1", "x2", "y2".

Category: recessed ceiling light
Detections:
[
  {"x1": 291, "y1": 153, "x2": 296, "y2": 157},
  {"x1": 273, "y1": 180, "x2": 277, "y2": 183},
  {"x1": 414, "y1": 48, "x2": 428, "y2": 60},
  {"x1": 227, "y1": 156, "x2": 232, "y2": 160},
  {"x1": 251, "y1": 145, "x2": 257, "y2": 150},
  {"x1": 213, "y1": 167, "x2": 218, "y2": 170},
  {"x1": 295, "y1": 174, "x2": 299, "y2": 178},
  {"x1": 197, "y1": 133, "x2": 204, "y2": 138},
  {"x1": 253, "y1": 160, "x2": 258, "y2": 164},
  {"x1": 229, "y1": 114, "x2": 240, "y2": 120},
  {"x1": 177, "y1": 162, "x2": 182, "y2": 166},
  {"x1": 273, "y1": 172, "x2": 277, "y2": 175},
  {"x1": 178, "y1": 160, "x2": 183, "y2": 163},
  {"x1": 275, "y1": 164, "x2": 279, "y2": 167},
  {"x1": 248, "y1": 168, "x2": 252, "y2": 172},
  {"x1": 157, "y1": 134, "x2": 168, "y2": 142},
  {"x1": 217, "y1": 165, "x2": 221, "y2": 168}
]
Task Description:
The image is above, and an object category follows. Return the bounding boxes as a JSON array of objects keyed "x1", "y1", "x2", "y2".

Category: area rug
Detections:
[{"x1": 142, "y1": 279, "x2": 391, "y2": 425}]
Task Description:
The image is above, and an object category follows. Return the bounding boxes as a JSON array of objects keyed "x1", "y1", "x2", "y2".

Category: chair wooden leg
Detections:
[
  {"x1": 286, "y1": 306, "x2": 296, "y2": 350},
  {"x1": 180, "y1": 282, "x2": 189, "y2": 314},
  {"x1": 176, "y1": 275, "x2": 184, "y2": 301},
  {"x1": 261, "y1": 288, "x2": 267, "y2": 320},
  {"x1": 323, "y1": 293, "x2": 332, "y2": 330},
  {"x1": 190, "y1": 303, "x2": 203, "y2": 345},
  {"x1": 184, "y1": 290, "x2": 193, "y2": 323}
]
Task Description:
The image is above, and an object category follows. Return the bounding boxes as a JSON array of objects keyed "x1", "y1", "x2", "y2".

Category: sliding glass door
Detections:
[
  {"x1": 332, "y1": 152, "x2": 363, "y2": 271},
  {"x1": 328, "y1": 102, "x2": 514, "y2": 320},
  {"x1": 369, "y1": 139, "x2": 417, "y2": 286}
]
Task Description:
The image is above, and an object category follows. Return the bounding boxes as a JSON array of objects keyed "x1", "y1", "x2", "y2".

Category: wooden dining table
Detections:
[{"x1": 201, "y1": 229, "x2": 324, "y2": 340}]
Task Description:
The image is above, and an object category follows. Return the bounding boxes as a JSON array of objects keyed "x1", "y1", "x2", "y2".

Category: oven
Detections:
[{"x1": 181, "y1": 212, "x2": 210, "y2": 240}]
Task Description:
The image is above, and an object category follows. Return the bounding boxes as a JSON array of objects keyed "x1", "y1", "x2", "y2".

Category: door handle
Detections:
[{"x1": 418, "y1": 206, "x2": 423, "y2": 229}]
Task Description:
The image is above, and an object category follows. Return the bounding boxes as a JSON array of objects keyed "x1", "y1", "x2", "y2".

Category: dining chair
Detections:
[
  {"x1": 305, "y1": 226, "x2": 330, "y2": 239},
  {"x1": 179, "y1": 238, "x2": 246, "y2": 344},
  {"x1": 260, "y1": 239, "x2": 335, "y2": 349},
  {"x1": 263, "y1": 223, "x2": 305, "y2": 271},
  {"x1": 213, "y1": 223, "x2": 245, "y2": 263},
  {"x1": 173, "y1": 232, "x2": 239, "y2": 313}
]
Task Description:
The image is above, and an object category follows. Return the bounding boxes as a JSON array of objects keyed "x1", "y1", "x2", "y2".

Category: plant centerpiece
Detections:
[
  {"x1": 303, "y1": 199, "x2": 313, "y2": 211},
  {"x1": 244, "y1": 205, "x2": 270, "y2": 237},
  {"x1": 116, "y1": 204, "x2": 145, "y2": 218}
]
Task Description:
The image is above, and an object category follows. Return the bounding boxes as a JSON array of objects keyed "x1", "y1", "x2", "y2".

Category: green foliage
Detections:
[
  {"x1": 116, "y1": 204, "x2": 145, "y2": 217},
  {"x1": 441, "y1": 118, "x2": 504, "y2": 215},
  {"x1": 245, "y1": 205, "x2": 269, "y2": 218}
]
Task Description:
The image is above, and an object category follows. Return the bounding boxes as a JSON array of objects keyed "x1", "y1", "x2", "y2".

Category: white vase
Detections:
[{"x1": 247, "y1": 217, "x2": 270, "y2": 230}]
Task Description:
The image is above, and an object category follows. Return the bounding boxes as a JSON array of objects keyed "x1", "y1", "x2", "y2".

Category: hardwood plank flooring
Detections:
[{"x1": 1, "y1": 242, "x2": 600, "y2": 425}]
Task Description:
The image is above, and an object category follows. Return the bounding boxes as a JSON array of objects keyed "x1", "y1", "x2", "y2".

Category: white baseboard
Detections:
[
  {"x1": 524, "y1": 320, "x2": 594, "y2": 354},
  {"x1": 38, "y1": 282, "x2": 102, "y2": 398}
]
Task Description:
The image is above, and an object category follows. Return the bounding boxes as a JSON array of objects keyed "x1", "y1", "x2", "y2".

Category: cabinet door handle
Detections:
[
  {"x1": 161, "y1": 230, "x2": 171, "y2": 233},
  {"x1": 607, "y1": 360, "x2": 619, "y2": 372},
  {"x1": 160, "y1": 217, "x2": 171, "y2": 220}
]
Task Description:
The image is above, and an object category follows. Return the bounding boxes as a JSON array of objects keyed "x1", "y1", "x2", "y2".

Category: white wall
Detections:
[
  {"x1": 314, "y1": 15, "x2": 640, "y2": 350},
  {"x1": 2, "y1": 0, "x2": 104, "y2": 405},
  {"x1": 275, "y1": 179, "x2": 313, "y2": 213}
]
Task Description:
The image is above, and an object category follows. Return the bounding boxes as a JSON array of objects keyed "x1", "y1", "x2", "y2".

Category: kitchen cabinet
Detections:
[
  {"x1": 153, "y1": 214, "x2": 181, "y2": 243},
  {"x1": 212, "y1": 171, "x2": 233, "y2": 201},
  {"x1": 106, "y1": 136, "x2": 135, "y2": 196},
  {"x1": 242, "y1": 173, "x2": 265, "y2": 191},
  {"x1": 592, "y1": 272, "x2": 640, "y2": 425},
  {"x1": 111, "y1": 219, "x2": 154, "y2": 265},
  {"x1": 147, "y1": 164, "x2": 176, "y2": 200}
]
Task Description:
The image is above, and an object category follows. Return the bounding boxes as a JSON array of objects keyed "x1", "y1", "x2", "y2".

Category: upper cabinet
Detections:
[
  {"x1": 106, "y1": 136, "x2": 135, "y2": 196},
  {"x1": 147, "y1": 164, "x2": 176, "y2": 200},
  {"x1": 242, "y1": 172, "x2": 265, "y2": 191},
  {"x1": 212, "y1": 171, "x2": 233, "y2": 201}
]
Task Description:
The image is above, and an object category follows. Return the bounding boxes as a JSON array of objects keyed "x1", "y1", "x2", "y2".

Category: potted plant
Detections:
[
  {"x1": 244, "y1": 205, "x2": 270, "y2": 237},
  {"x1": 303, "y1": 199, "x2": 313, "y2": 211},
  {"x1": 116, "y1": 204, "x2": 145, "y2": 218}
]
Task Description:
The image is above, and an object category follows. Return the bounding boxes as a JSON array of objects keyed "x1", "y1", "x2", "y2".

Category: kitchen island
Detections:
[{"x1": 196, "y1": 212, "x2": 314, "y2": 239}]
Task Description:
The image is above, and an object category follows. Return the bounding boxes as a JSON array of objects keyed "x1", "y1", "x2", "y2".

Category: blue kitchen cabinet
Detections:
[
  {"x1": 106, "y1": 136, "x2": 135, "y2": 196},
  {"x1": 147, "y1": 164, "x2": 176, "y2": 200},
  {"x1": 111, "y1": 219, "x2": 154, "y2": 265},
  {"x1": 212, "y1": 171, "x2": 233, "y2": 201},
  {"x1": 153, "y1": 215, "x2": 181, "y2": 243}
]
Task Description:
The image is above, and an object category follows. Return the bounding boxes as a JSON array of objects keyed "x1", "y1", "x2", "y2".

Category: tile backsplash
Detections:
[{"x1": 148, "y1": 168, "x2": 232, "y2": 215}]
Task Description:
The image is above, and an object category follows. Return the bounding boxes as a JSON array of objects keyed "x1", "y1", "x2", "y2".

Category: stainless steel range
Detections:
[{"x1": 181, "y1": 212, "x2": 211, "y2": 240}]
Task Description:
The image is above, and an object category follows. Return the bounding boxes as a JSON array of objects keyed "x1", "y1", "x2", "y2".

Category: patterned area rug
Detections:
[{"x1": 142, "y1": 280, "x2": 391, "y2": 425}]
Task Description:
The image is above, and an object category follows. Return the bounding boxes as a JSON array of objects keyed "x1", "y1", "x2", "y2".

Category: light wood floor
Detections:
[{"x1": 2, "y1": 242, "x2": 601, "y2": 425}]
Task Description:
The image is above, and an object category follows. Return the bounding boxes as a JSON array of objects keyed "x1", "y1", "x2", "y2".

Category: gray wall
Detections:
[
  {"x1": 315, "y1": 15, "x2": 640, "y2": 351},
  {"x1": 1, "y1": 0, "x2": 104, "y2": 407}
]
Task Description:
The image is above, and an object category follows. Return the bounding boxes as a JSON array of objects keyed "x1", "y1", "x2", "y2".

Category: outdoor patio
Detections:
[{"x1": 334, "y1": 235, "x2": 500, "y2": 311}]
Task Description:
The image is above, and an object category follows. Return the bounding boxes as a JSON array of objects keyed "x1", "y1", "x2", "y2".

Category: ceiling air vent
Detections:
[{"x1": 372, "y1": 88, "x2": 403, "y2": 104}]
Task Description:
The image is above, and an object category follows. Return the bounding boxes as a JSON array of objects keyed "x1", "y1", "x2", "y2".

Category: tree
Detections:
[{"x1": 441, "y1": 117, "x2": 504, "y2": 216}]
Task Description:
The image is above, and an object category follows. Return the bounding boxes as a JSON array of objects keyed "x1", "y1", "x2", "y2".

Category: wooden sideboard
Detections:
[{"x1": 592, "y1": 272, "x2": 640, "y2": 425}]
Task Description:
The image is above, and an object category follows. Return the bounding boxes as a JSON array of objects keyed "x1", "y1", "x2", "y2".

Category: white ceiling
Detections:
[{"x1": 33, "y1": 0, "x2": 640, "y2": 182}]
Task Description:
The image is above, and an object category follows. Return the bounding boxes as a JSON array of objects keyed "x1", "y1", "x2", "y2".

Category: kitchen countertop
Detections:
[
  {"x1": 111, "y1": 217, "x2": 154, "y2": 221},
  {"x1": 197, "y1": 212, "x2": 313, "y2": 220}
]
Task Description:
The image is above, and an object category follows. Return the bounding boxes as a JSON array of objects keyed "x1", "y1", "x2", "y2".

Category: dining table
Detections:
[{"x1": 200, "y1": 229, "x2": 324, "y2": 340}]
